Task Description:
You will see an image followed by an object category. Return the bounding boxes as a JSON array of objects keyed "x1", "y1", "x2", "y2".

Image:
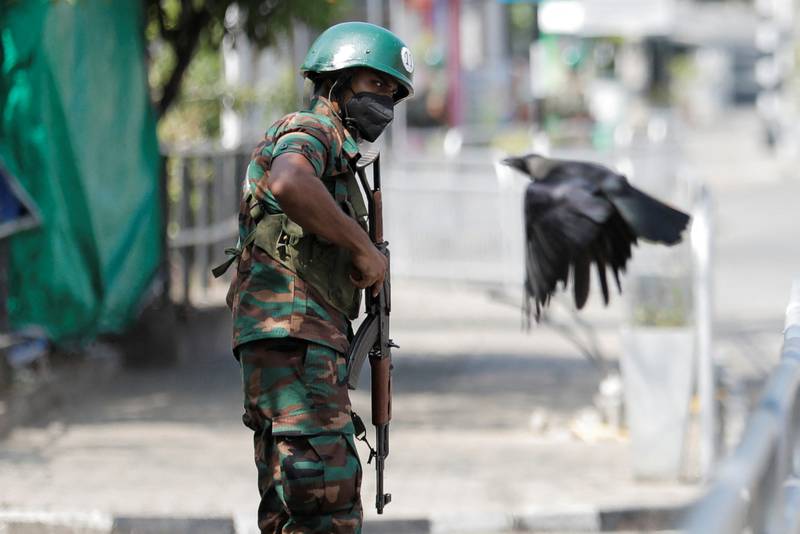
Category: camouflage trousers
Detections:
[{"x1": 238, "y1": 338, "x2": 363, "y2": 534}]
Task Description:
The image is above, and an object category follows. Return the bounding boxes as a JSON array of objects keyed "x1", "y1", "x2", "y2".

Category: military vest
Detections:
[
  {"x1": 249, "y1": 169, "x2": 367, "y2": 319},
  {"x1": 213, "y1": 108, "x2": 366, "y2": 319}
]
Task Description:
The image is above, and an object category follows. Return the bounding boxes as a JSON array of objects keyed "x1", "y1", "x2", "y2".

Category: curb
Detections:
[
  {"x1": 0, "y1": 505, "x2": 689, "y2": 533},
  {"x1": 599, "y1": 506, "x2": 689, "y2": 532},
  {"x1": 367, "y1": 505, "x2": 688, "y2": 533},
  {"x1": 0, "y1": 510, "x2": 112, "y2": 533},
  {"x1": 112, "y1": 517, "x2": 235, "y2": 534}
]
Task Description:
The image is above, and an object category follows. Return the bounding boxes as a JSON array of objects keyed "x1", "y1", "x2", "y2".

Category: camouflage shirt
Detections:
[{"x1": 229, "y1": 97, "x2": 360, "y2": 353}]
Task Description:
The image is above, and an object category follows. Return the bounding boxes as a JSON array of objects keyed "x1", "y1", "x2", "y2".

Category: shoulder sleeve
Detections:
[
  {"x1": 273, "y1": 111, "x2": 341, "y2": 177},
  {"x1": 272, "y1": 132, "x2": 328, "y2": 177}
]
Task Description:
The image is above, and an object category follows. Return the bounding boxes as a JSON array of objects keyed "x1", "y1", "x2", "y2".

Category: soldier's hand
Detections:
[{"x1": 350, "y1": 245, "x2": 388, "y2": 297}]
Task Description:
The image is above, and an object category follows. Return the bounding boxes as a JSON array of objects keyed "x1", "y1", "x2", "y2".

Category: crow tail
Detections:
[{"x1": 609, "y1": 187, "x2": 690, "y2": 245}]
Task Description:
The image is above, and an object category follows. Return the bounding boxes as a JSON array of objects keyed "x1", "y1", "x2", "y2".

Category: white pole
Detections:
[
  {"x1": 292, "y1": 24, "x2": 310, "y2": 108},
  {"x1": 367, "y1": 0, "x2": 384, "y2": 26},
  {"x1": 389, "y1": 0, "x2": 408, "y2": 157},
  {"x1": 221, "y1": 6, "x2": 246, "y2": 149},
  {"x1": 691, "y1": 183, "x2": 715, "y2": 479},
  {"x1": 785, "y1": 278, "x2": 800, "y2": 338}
]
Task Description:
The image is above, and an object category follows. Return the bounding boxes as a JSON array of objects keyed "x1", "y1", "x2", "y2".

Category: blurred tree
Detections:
[
  {"x1": 150, "y1": 45, "x2": 224, "y2": 142},
  {"x1": 144, "y1": 0, "x2": 343, "y2": 118}
]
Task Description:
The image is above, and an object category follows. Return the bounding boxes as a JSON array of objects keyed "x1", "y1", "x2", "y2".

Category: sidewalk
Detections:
[{"x1": 0, "y1": 287, "x2": 699, "y2": 534}]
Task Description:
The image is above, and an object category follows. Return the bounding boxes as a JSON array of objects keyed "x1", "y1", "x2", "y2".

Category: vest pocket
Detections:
[
  {"x1": 302, "y1": 239, "x2": 360, "y2": 319},
  {"x1": 253, "y1": 213, "x2": 360, "y2": 318}
]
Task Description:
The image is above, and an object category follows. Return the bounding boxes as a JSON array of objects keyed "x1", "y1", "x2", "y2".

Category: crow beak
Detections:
[{"x1": 500, "y1": 157, "x2": 526, "y2": 174}]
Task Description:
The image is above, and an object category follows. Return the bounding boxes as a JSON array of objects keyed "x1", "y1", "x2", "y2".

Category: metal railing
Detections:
[
  {"x1": 163, "y1": 142, "x2": 693, "y2": 306},
  {"x1": 164, "y1": 146, "x2": 250, "y2": 308},
  {"x1": 163, "y1": 146, "x2": 517, "y2": 307},
  {"x1": 685, "y1": 279, "x2": 800, "y2": 533}
]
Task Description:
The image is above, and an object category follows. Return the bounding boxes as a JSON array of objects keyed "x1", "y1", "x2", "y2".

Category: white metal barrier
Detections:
[
  {"x1": 685, "y1": 279, "x2": 800, "y2": 533},
  {"x1": 691, "y1": 182, "x2": 716, "y2": 480},
  {"x1": 382, "y1": 153, "x2": 511, "y2": 284}
]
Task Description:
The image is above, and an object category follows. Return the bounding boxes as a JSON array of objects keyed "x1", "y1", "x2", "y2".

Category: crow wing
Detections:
[
  {"x1": 523, "y1": 180, "x2": 622, "y2": 319},
  {"x1": 505, "y1": 153, "x2": 690, "y2": 322}
]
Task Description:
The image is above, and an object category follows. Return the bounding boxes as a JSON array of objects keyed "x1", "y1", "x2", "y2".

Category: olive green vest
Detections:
[{"x1": 250, "y1": 171, "x2": 368, "y2": 319}]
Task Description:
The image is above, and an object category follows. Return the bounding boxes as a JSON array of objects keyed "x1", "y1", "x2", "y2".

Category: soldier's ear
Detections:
[{"x1": 313, "y1": 75, "x2": 332, "y2": 97}]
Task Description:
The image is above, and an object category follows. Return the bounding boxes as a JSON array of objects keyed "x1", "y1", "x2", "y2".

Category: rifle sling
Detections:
[{"x1": 351, "y1": 411, "x2": 377, "y2": 464}]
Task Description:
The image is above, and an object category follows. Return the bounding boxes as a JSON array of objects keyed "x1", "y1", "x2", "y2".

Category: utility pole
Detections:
[
  {"x1": 446, "y1": 0, "x2": 462, "y2": 127},
  {"x1": 529, "y1": 2, "x2": 545, "y2": 130},
  {"x1": 292, "y1": 24, "x2": 311, "y2": 108},
  {"x1": 754, "y1": 0, "x2": 794, "y2": 153},
  {"x1": 389, "y1": 0, "x2": 409, "y2": 154},
  {"x1": 367, "y1": 0, "x2": 384, "y2": 26}
]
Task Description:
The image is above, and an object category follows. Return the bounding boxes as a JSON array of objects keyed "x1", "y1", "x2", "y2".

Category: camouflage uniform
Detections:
[{"x1": 229, "y1": 96, "x2": 363, "y2": 533}]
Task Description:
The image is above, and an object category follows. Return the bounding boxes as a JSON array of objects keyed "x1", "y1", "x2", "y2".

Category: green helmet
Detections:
[{"x1": 301, "y1": 21, "x2": 414, "y2": 102}]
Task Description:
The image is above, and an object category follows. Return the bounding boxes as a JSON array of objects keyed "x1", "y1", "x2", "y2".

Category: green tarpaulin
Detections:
[{"x1": 0, "y1": 0, "x2": 162, "y2": 342}]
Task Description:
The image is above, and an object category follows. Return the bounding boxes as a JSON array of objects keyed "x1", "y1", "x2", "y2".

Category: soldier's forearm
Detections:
[{"x1": 268, "y1": 155, "x2": 373, "y2": 255}]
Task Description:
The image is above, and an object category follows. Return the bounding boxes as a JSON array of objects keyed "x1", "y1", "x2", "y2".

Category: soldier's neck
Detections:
[{"x1": 315, "y1": 95, "x2": 342, "y2": 116}]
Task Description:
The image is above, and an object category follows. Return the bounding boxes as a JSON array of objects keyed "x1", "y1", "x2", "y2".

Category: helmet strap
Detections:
[
  {"x1": 327, "y1": 73, "x2": 362, "y2": 139},
  {"x1": 326, "y1": 75, "x2": 349, "y2": 122},
  {"x1": 326, "y1": 77, "x2": 340, "y2": 104}
]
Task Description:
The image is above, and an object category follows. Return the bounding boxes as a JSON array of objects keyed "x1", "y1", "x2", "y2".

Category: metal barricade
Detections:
[
  {"x1": 685, "y1": 279, "x2": 800, "y2": 534},
  {"x1": 162, "y1": 145, "x2": 513, "y2": 307},
  {"x1": 382, "y1": 153, "x2": 510, "y2": 284},
  {"x1": 163, "y1": 145, "x2": 249, "y2": 308}
]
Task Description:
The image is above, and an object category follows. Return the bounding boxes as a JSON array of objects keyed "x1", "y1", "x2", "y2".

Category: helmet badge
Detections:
[{"x1": 401, "y1": 47, "x2": 414, "y2": 73}]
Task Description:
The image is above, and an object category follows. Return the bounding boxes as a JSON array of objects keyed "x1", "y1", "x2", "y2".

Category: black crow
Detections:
[{"x1": 501, "y1": 153, "x2": 691, "y2": 321}]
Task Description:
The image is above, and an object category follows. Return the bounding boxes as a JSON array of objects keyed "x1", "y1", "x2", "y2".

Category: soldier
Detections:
[{"x1": 219, "y1": 22, "x2": 414, "y2": 534}]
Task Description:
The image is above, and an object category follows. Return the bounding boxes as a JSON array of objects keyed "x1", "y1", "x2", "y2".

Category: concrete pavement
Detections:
[{"x1": 0, "y1": 290, "x2": 697, "y2": 534}]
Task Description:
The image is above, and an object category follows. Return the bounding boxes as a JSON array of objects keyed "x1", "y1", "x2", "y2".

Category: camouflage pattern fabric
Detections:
[
  {"x1": 232, "y1": 245, "x2": 351, "y2": 354},
  {"x1": 239, "y1": 339, "x2": 362, "y2": 533},
  {"x1": 229, "y1": 96, "x2": 360, "y2": 354}
]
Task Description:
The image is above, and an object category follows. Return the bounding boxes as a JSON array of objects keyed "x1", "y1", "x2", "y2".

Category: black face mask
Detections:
[{"x1": 343, "y1": 92, "x2": 394, "y2": 142}]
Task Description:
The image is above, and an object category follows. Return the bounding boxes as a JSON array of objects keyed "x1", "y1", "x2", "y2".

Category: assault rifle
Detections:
[{"x1": 347, "y1": 154, "x2": 396, "y2": 514}]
